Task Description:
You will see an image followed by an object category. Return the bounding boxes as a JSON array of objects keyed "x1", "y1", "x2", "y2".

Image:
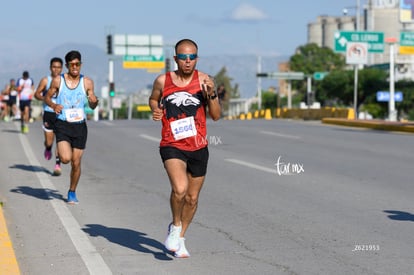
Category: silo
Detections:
[
  {"x1": 323, "y1": 17, "x2": 339, "y2": 49},
  {"x1": 338, "y1": 16, "x2": 356, "y2": 31},
  {"x1": 308, "y1": 16, "x2": 324, "y2": 47}
]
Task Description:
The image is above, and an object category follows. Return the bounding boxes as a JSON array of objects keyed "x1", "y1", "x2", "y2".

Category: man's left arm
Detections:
[
  {"x1": 85, "y1": 77, "x2": 99, "y2": 109},
  {"x1": 201, "y1": 73, "x2": 221, "y2": 121},
  {"x1": 207, "y1": 95, "x2": 221, "y2": 121}
]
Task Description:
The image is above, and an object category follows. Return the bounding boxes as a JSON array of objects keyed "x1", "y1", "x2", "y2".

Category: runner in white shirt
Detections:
[{"x1": 17, "y1": 71, "x2": 34, "y2": 133}]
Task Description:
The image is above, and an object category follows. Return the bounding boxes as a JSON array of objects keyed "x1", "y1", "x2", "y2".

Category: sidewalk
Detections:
[{"x1": 322, "y1": 118, "x2": 414, "y2": 134}]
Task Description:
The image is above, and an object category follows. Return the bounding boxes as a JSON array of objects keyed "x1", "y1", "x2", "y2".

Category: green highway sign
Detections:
[
  {"x1": 400, "y1": 32, "x2": 414, "y2": 54},
  {"x1": 123, "y1": 55, "x2": 164, "y2": 62},
  {"x1": 400, "y1": 32, "x2": 414, "y2": 46},
  {"x1": 334, "y1": 31, "x2": 384, "y2": 53},
  {"x1": 367, "y1": 63, "x2": 389, "y2": 70},
  {"x1": 313, "y1": 72, "x2": 328, "y2": 80},
  {"x1": 256, "y1": 72, "x2": 304, "y2": 80}
]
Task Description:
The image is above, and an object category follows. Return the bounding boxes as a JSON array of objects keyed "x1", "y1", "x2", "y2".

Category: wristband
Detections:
[{"x1": 208, "y1": 94, "x2": 217, "y2": 100}]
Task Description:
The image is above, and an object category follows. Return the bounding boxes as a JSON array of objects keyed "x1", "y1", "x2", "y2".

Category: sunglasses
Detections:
[
  {"x1": 176, "y1": 54, "x2": 198, "y2": 61},
  {"x1": 68, "y1": 62, "x2": 82, "y2": 68}
]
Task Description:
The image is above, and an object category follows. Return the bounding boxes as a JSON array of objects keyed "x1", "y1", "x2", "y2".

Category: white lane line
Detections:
[
  {"x1": 17, "y1": 124, "x2": 112, "y2": 275},
  {"x1": 140, "y1": 134, "x2": 160, "y2": 143},
  {"x1": 225, "y1": 158, "x2": 277, "y2": 174},
  {"x1": 260, "y1": 130, "x2": 301, "y2": 140}
]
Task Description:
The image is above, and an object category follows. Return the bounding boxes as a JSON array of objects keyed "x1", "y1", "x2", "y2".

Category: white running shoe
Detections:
[
  {"x1": 174, "y1": 237, "x2": 190, "y2": 258},
  {"x1": 164, "y1": 223, "x2": 181, "y2": 252}
]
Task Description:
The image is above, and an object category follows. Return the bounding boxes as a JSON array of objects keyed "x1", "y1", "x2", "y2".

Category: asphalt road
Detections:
[{"x1": 0, "y1": 119, "x2": 413, "y2": 275}]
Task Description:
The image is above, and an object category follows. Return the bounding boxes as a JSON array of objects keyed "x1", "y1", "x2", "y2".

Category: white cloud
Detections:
[{"x1": 230, "y1": 3, "x2": 268, "y2": 21}]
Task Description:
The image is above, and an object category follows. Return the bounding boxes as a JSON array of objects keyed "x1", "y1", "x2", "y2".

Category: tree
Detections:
[
  {"x1": 395, "y1": 79, "x2": 414, "y2": 120},
  {"x1": 213, "y1": 67, "x2": 240, "y2": 116},
  {"x1": 289, "y1": 43, "x2": 346, "y2": 102},
  {"x1": 320, "y1": 68, "x2": 388, "y2": 105},
  {"x1": 319, "y1": 70, "x2": 353, "y2": 106},
  {"x1": 358, "y1": 68, "x2": 388, "y2": 107},
  {"x1": 214, "y1": 67, "x2": 239, "y2": 99},
  {"x1": 290, "y1": 43, "x2": 345, "y2": 73}
]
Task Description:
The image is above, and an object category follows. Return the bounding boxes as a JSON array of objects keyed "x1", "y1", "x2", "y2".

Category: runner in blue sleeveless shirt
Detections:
[
  {"x1": 34, "y1": 57, "x2": 63, "y2": 176},
  {"x1": 44, "y1": 50, "x2": 99, "y2": 204}
]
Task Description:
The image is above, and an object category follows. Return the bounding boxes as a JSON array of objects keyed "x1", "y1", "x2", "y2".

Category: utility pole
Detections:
[
  {"x1": 386, "y1": 37, "x2": 397, "y2": 121},
  {"x1": 257, "y1": 55, "x2": 262, "y2": 110},
  {"x1": 307, "y1": 76, "x2": 312, "y2": 109},
  {"x1": 107, "y1": 34, "x2": 114, "y2": 121},
  {"x1": 353, "y1": 0, "x2": 360, "y2": 119}
]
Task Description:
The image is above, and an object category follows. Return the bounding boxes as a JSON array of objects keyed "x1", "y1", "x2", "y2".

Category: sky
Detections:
[
  {"x1": 0, "y1": 0, "x2": 358, "y2": 96},
  {"x1": 1, "y1": 0, "x2": 358, "y2": 59}
]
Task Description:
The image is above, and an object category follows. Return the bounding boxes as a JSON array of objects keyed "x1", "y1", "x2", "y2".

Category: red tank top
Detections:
[{"x1": 160, "y1": 70, "x2": 208, "y2": 151}]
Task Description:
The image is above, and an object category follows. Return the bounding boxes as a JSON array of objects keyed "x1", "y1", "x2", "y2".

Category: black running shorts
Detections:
[
  {"x1": 160, "y1": 146, "x2": 209, "y2": 177},
  {"x1": 19, "y1": 100, "x2": 31, "y2": 112},
  {"x1": 43, "y1": 111, "x2": 58, "y2": 132},
  {"x1": 55, "y1": 119, "x2": 88, "y2": 149}
]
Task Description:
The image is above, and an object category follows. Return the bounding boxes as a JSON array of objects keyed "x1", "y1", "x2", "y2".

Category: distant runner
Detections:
[
  {"x1": 34, "y1": 57, "x2": 63, "y2": 176},
  {"x1": 16, "y1": 71, "x2": 34, "y2": 133}
]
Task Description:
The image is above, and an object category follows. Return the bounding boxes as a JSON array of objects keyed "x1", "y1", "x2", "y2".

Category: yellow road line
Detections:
[{"x1": 0, "y1": 204, "x2": 20, "y2": 275}]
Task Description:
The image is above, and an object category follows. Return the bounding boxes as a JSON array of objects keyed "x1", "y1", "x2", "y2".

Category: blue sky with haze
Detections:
[
  {"x1": 0, "y1": 0, "x2": 359, "y2": 97},
  {"x1": 1, "y1": 0, "x2": 357, "y2": 60}
]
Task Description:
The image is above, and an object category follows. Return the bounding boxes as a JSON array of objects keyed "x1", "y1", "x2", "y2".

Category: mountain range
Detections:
[{"x1": 0, "y1": 43, "x2": 289, "y2": 100}]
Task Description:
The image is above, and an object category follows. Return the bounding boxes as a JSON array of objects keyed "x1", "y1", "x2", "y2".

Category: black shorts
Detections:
[
  {"x1": 160, "y1": 146, "x2": 209, "y2": 177},
  {"x1": 43, "y1": 111, "x2": 58, "y2": 132},
  {"x1": 19, "y1": 100, "x2": 31, "y2": 111},
  {"x1": 8, "y1": 96, "x2": 17, "y2": 106},
  {"x1": 55, "y1": 120, "x2": 88, "y2": 149}
]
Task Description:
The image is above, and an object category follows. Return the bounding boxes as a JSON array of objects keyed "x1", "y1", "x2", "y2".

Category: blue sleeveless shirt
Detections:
[
  {"x1": 43, "y1": 76, "x2": 57, "y2": 113},
  {"x1": 56, "y1": 74, "x2": 87, "y2": 122}
]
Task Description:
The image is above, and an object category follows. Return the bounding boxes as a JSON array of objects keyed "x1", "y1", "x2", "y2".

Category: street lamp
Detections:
[
  {"x1": 343, "y1": 0, "x2": 361, "y2": 31},
  {"x1": 343, "y1": 0, "x2": 361, "y2": 119},
  {"x1": 385, "y1": 37, "x2": 398, "y2": 122}
]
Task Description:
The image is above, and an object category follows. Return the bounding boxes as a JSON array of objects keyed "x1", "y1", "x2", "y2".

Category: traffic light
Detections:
[
  {"x1": 106, "y1": 35, "x2": 113, "y2": 55},
  {"x1": 109, "y1": 82, "x2": 115, "y2": 97}
]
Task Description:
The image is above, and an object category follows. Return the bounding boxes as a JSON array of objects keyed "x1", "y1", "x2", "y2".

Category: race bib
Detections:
[
  {"x1": 65, "y1": 108, "x2": 85, "y2": 122},
  {"x1": 170, "y1": 116, "x2": 197, "y2": 140}
]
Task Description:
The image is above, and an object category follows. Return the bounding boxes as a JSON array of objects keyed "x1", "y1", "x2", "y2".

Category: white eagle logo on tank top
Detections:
[{"x1": 166, "y1": 91, "x2": 200, "y2": 107}]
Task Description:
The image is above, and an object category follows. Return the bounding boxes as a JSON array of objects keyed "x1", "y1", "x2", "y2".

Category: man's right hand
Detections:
[{"x1": 152, "y1": 104, "x2": 163, "y2": 121}]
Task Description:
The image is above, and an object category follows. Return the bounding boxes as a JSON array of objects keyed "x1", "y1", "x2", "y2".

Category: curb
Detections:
[
  {"x1": 0, "y1": 203, "x2": 21, "y2": 275},
  {"x1": 322, "y1": 118, "x2": 414, "y2": 134}
]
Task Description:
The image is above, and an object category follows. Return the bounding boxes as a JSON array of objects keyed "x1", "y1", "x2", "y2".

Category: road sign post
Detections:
[
  {"x1": 256, "y1": 72, "x2": 305, "y2": 109},
  {"x1": 334, "y1": 31, "x2": 384, "y2": 119},
  {"x1": 385, "y1": 37, "x2": 398, "y2": 121}
]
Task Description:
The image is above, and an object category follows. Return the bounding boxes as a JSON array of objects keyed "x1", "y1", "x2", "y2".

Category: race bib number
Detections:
[
  {"x1": 170, "y1": 116, "x2": 197, "y2": 140},
  {"x1": 65, "y1": 108, "x2": 85, "y2": 122}
]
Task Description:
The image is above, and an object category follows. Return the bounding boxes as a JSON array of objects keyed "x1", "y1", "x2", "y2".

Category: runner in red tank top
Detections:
[
  {"x1": 160, "y1": 69, "x2": 207, "y2": 151},
  {"x1": 149, "y1": 39, "x2": 221, "y2": 258}
]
